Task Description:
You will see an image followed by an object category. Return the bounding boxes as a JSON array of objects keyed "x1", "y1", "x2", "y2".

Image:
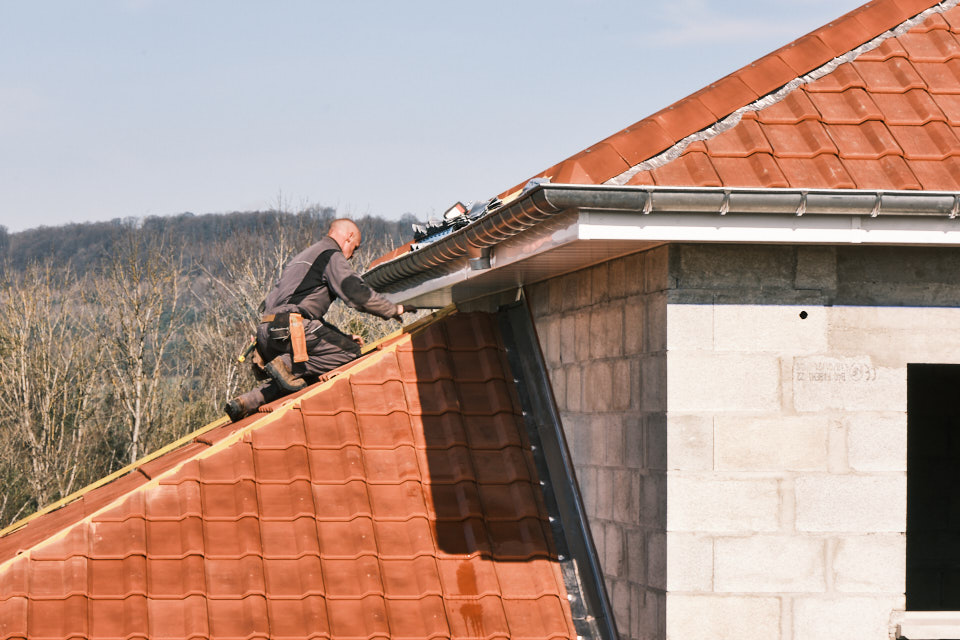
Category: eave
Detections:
[{"x1": 363, "y1": 184, "x2": 960, "y2": 307}]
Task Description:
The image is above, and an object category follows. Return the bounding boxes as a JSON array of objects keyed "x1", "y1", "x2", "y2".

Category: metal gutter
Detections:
[{"x1": 364, "y1": 184, "x2": 960, "y2": 292}]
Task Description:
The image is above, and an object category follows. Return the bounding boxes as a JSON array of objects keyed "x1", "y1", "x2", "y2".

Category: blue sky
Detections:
[{"x1": 0, "y1": 0, "x2": 867, "y2": 232}]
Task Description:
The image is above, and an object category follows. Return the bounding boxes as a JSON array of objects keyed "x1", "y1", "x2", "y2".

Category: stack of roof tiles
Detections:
[
  {"x1": 501, "y1": 0, "x2": 960, "y2": 195},
  {"x1": 0, "y1": 312, "x2": 577, "y2": 639}
]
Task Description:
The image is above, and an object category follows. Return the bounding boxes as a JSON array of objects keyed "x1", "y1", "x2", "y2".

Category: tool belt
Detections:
[{"x1": 261, "y1": 311, "x2": 308, "y2": 363}]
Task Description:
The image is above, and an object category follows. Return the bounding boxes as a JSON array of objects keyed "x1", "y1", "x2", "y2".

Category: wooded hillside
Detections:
[{"x1": 0, "y1": 206, "x2": 417, "y2": 528}]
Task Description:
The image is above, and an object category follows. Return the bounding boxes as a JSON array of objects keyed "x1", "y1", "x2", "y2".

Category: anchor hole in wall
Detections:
[{"x1": 799, "y1": 310, "x2": 808, "y2": 319}]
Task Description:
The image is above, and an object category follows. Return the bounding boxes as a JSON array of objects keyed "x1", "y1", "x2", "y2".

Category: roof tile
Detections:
[
  {"x1": 379, "y1": 556, "x2": 443, "y2": 597},
  {"x1": 204, "y1": 516, "x2": 262, "y2": 558},
  {"x1": 735, "y1": 55, "x2": 799, "y2": 96},
  {"x1": 147, "y1": 596, "x2": 209, "y2": 639},
  {"x1": 757, "y1": 91, "x2": 821, "y2": 124},
  {"x1": 843, "y1": 155, "x2": 923, "y2": 188},
  {"x1": 384, "y1": 596, "x2": 451, "y2": 639},
  {"x1": 888, "y1": 121, "x2": 960, "y2": 158},
  {"x1": 855, "y1": 38, "x2": 910, "y2": 62},
  {"x1": 265, "y1": 597, "x2": 329, "y2": 639},
  {"x1": 907, "y1": 156, "x2": 960, "y2": 188},
  {"x1": 649, "y1": 98, "x2": 719, "y2": 141},
  {"x1": 704, "y1": 119, "x2": 773, "y2": 156},
  {"x1": 88, "y1": 555, "x2": 146, "y2": 597},
  {"x1": 147, "y1": 555, "x2": 206, "y2": 596},
  {"x1": 444, "y1": 597, "x2": 511, "y2": 639},
  {"x1": 605, "y1": 120, "x2": 677, "y2": 165},
  {"x1": 206, "y1": 597, "x2": 270, "y2": 638},
  {"x1": 852, "y1": 56, "x2": 926, "y2": 91},
  {"x1": 827, "y1": 121, "x2": 902, "y2": 157},
  {"x1": 761, "y1": 120, "x2": 839, "y2": 157},
  {"x1": 872, "y1": 88, "x2": 947, "y2": 124},
  {"x1": 776, "y1": 155, "x2": 858, "y2": 188},
  {"x1": 776, "y1": 35, "x2": 836, "y2": 74},
  {"x1": 898, "y1": 28, "x2": 960, "y2": 61},
  {"x1": 702, "y1": 154, "x2": 792, "y2": 187},
  {"x1": 146, "y1": 516, "x2": 204, "y2": 559},
  {"x1": 651, "y1": 151, "x2": 723, "y2": 186},
  {"x1": 804, "y1": 63, "x2": 866, "y2": 92},
  {"x1": 88, "y1": 597, "x2": 148, "y2": 638},
  {"x1": 807, "y1": 87, "x2": 883, "y2": 123},
  {"x1": 930, "y1": 93, "x2": 960, "y2": 124},
  {"x1": 504, "y1": 597, "x2": 575, "y2": 640},
  {"x1": 942, "y1": 5, "x2": 960, "y2": 30},
  {"x1": 913, "y1": 58, "x2": 960, "y2": 92},
  {"x1": 254, "y1": 517, "x2": 319, "y2": 559},
  {"x1": 814, "y1": 16, "x2": 883, "y2": 57},
  {"x1": 697, "y1": 76, "x2": 761, "y2": 119},
  {"x1": 326, "y1": 597, "x2": 390, "y2": 638}
]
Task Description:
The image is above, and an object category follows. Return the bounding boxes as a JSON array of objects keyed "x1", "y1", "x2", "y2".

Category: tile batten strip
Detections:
[{"x1": 604, "y1": 0, "x2": 960, "y2": 187}]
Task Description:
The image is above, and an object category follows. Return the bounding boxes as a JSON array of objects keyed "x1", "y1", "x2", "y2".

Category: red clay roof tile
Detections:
[
  {"x1": 0, "y1": 311, "x2": 579, "y2": 638},
  {"x1": 907, "y1": 156, "x2": 960, "y2": 188},
  {"x1": 486, "y1": 0, "x2": 957, "y2": 198}
]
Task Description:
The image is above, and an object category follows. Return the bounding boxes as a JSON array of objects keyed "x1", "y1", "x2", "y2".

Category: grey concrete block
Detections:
[
  {"x1": 668, "y1": 476, "x2": 780, "y2": 533},
  {"x1": 714, "y1": 535, "x2": 826, "y2": 593},
  {"x1": 795, "y1": 475, "x2": 905, "y2": 533},
  {"x1": 715, "y1": 416, "x2": 829, "y2": 472},
  {"x1": 667, "y1": 594, "x2": 781, "y2": 640}
]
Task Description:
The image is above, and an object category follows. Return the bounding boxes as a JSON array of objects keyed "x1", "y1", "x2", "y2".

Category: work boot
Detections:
[
  {"x1": 264, "y1": 355, "x2": 307, "y2": 392},
  {"x1": 224, "y1": 396, "x2": 255, "y2": 422}
]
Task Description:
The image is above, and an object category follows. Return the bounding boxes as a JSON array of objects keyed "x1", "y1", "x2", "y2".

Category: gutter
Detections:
[{"x1": 364, "y1": 184, "x2": 960, "y2": 291}]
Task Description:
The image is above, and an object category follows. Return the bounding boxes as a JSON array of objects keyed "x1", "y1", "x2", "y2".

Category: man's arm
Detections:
[{"x1": 325, "y1": 251, "x2": 401, "y2": 319}]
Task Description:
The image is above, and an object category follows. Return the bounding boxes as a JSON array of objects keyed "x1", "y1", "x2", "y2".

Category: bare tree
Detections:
[
  {"x1": 0, "y1": 264, "x2": 102, "y2": 522},
  {"x1": 94, "y1": 229, "x2": 186, "y2": 465}
]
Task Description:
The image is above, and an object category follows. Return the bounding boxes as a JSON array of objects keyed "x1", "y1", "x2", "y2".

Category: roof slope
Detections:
[
  {"x1": 0, "y1": 312, "x2": 577, "y2": 639},
  {"x1": 502, "y1": 0, "x2": 960, "y2": 195}
]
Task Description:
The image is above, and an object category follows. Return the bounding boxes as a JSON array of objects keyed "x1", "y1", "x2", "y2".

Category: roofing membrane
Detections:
[{"x1": 0, "y1": 312, "x2": 579, "y2": 639}]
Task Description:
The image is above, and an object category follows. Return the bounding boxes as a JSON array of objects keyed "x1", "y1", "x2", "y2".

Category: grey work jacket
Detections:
[{"x1": 263, "y1": 236, "x2": 398, "y2": 320}]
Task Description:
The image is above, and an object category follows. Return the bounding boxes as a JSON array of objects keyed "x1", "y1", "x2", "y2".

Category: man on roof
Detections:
[{"x1": 225, "y1": 218, "x2": 411, "y2": 421}]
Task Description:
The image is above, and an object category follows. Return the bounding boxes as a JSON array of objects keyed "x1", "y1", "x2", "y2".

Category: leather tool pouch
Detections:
[{"x1": 289, "y1": 312, "x2": 308, "y2": 363}]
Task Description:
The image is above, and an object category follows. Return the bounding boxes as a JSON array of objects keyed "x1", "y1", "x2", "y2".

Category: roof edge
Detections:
[{"x1": 363, "y1": 184, "x2": 960, "y2": 292}]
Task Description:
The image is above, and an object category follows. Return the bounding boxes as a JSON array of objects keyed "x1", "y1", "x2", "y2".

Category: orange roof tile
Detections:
[
  {"x1": 500, "y1": 0, "x2": 960, "y2": 196},
  {"x1": 0, "y1": 312, "x2": 580, "y2": 639}
]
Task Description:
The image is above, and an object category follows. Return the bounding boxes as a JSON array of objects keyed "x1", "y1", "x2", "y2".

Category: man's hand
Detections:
[{"x1": 351, "y1": 334, "x2": 365, "y2": 346}]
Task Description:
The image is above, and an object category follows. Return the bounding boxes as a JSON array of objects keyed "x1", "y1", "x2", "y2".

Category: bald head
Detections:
[{"x1": 327, "y1": 218, "x2": 361, "y2": 259}]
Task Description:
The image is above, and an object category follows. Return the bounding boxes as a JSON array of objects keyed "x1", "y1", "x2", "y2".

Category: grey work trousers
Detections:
[{"x1": 236, "y1": 318, "x2": 362, "y2": 410}]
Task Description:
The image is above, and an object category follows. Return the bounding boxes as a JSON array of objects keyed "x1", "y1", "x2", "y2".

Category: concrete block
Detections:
[
  {"x1": 627, "y1": 528, "x2": 645, "y2": 585},
  {"x1": 604, "y1": 522, "x2": 624, "y2": 577},
  {"x1": 596, "y1": 468, "x2": 614, "y2": 520},
  {"x1": 644, "y1": 246, "x2": 671, "y2": 294},
  {"x1": 542, "y1": 317, "x2": 560, "y2": 367},
  {"x1": 547, "y1": 366, "x2": 565, "y2": 411},
  {"x1": 647, "y1": 530, "x2": 667, "y2": 590},
  {"x1": 668, "y1": 352, "x2": 781, "y2": 413},
  {"x1": 528, "y1": 281, "x2": 550, "y2": 318},
  {"x1": 559, "y1": 314, "x2": 576, "y2": 364},
  {"x1": 584, "y1": 361, "x2": 614, "y2": 412},
  {"x1": 642, "y1": 472, "x2": 667, "y2": 528},
  {"x1": 641, "y1": 356, "x2": 667, "y2": 413},
  {"x1": 831, "y1": 534, "x2": 905, "y2": 593},
  {"x1": 666, "y1": 303, "x2": 714, "y2": 351},
  {"x1": 645, "y1": 413, "x2": 668, "y2": 471},
  {"x1": 591, "y1": 304, "x2": 623, "y2": 359},
  {"x1": 613, "y1": 469, "x2": 639, "y2": 524},
  {"x1": 565, "y1": 414, "x2": 591, "y2": 467},
  {"x1": 576, "y1": 465, "x2": 597, "y2": 518},
  {"x1": 667, "y1": 414, "x2": 714, "y2": 471},
  {"x1": 795, "y1": 475, "x2": 905, "y2": 532},
  {"x1": 547, "y1": 276, "x2": 563, "y2": 314},
  {"x1": 676, "y1": 243, "x2": 793, "y2": 291},
  {"x1": 715, "y1": 535, "x2": 825, "y2": 593},
  {"x1": 668, "y1": 476, "x2": 780, "y2": 533},
  {"x1": 575, "y1": 309, "x2": 591, "y2": 362},
  {"x1": 666, "y1": 594, "x2": 781, "y2": 640},
  {"x1": 715, "y1": 416, "x2": 829, "y2": 472},
  {"x1": 846, "y1": 413, "x2": 907, "y2": 472},
  {"x1": 624, "y1": 296, "x2": 646, "y2": 355},
  {"x1": 666, "y1": 533, "x2": 712, "y2": 591},
  {"x1": 624, "y1": 415, "x2": 644, "y2": 469},
  {"x1": 795, "y1": 245, "x2": 837, "y2": 291},
  {"x1": 613, "y1": 359, "x2": 631, "y2": 411},
  {"x1": 561, "y1": 272, "x2": 579, "y2": 312},
  {"x1": 612, "y1": 579, "x2": 631, "y2": 636},
  {"x1": 585, "y1": 414, "x2": 608, "y2": 467},
  {"x1": 608, "y1": 254, "x2": 627, "y2": 300},
  {"x1": 792, "y1": 596, "x2": 901, "y2": 640},
  {"x1": 565, "y1": 365, "x2": 582, "y2": 413},
  {"x1": 645, "y1": 294, "x2": 668, "y2": 353},
  {"x1": 792, "y1": 356, "x2": 906, "y2": 413},
  {"x1": 592, "y1": 260, "x2": 610, "y2": 304},
  {"x1": 714, "y1": 304, "x2": 827, "y2": 354},
  {"x1": 574, "y1": 268, "x2": 592, "y2": 309},
  {"x1": 636, "y1": 587, "x2": 663, "y2": 640},
  {"x1": 623, "y1": 251, "x2": 645, "y2": 296},
  {"x1": 603, "y1": 414, "x2": 625, "y2": 466}
]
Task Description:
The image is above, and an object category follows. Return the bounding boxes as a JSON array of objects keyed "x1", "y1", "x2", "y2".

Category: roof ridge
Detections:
[{"x1": 605, "y1": 0, "x2": 960, "y2": 186}]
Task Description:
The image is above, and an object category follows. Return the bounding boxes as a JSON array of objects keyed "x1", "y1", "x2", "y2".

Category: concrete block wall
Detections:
[
  {"x1": 527, "y1": 246, "x2": 670, "y2": 640},
  {"x1": 664, "y1": 244, "x2": 960, "y2": 640}
]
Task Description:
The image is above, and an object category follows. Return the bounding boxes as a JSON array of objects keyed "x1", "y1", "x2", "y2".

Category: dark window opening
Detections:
[{"x1": 907, "y1": 363, "x2": 960, "y2": 611}]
